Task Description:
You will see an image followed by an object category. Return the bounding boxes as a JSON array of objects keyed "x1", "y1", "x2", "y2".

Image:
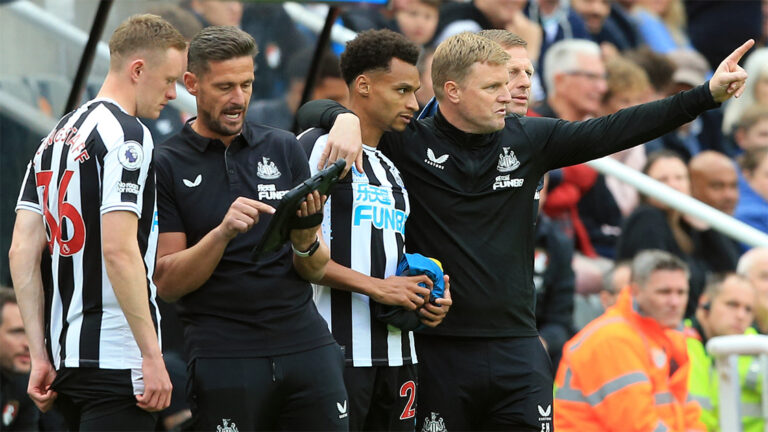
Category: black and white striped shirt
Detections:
[
  {"x1": 16, "y1": 98, "x2": 160, "y2": 371},
  {"x1": 299, "y1": 128, "x2": 416, "y2": 366}
]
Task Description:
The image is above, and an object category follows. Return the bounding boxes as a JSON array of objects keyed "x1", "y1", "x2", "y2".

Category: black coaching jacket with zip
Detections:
[{"x1": 298, "y1": 83, "x2": 718, "y2": 338}]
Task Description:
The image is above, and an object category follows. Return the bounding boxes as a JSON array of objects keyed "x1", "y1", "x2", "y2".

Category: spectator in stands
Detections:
[
  {"x1": 241, "y1": 3, "x2": 311, "y2": 100},
  {"x1": 0, "y1": 287, "x2": 37, "y2": 431},
  {"x1": 393, "y1": 0, "x2": 440, "y2": 47},
  {"x1": 341, "y1": 0, "x2": 411, "y2": 33},
  {"x1": 625, "y1": 46, "x2": 676, "y2": 100},
  {"x1": 434, "y1": 0, "x2": 543, "y2": 63},
  {"x1": 738, "y1": 247, "x2": 768, "y2": 334},
  {"x1": 632, "y1": 0, "x2": 691, "y2": 53},
  {"x1": 570, "y1": 0, "x2": 638, "y2": 52},
  {"x1": 736, "y1": 147, "x2": 768, "y2": 245},
  {"x1": 688, "y1": 151, "x2": 742, "y2": 278},
  {"x1": 578, "y1": 56, "x2": 652, "y2": 260},
  {"x1": 555, "y1": 250, "x2": 704, "y2": 431},
  {"x1": 573, "y1": 260, "x2": 632, "y2": 331},
  {"x1": 0, "y1": 287, "x2": 67, "y2": 431},
  {"x1": 689, "y1": 151, "x2": 740, "y2": 216},
  {"x1": 617, "y1": 150, "x2": 739, "y2": 317},
  {"x1": 601, "y1": 261, "x2": 632, "y2": 310},
  {"x1": 247, "y1": 48, "x2": 347, "y2": 131},
  {"x1": 534, "y1": 174, "x2": 575, "y2": 369},
  {"x1": 415, "y1": 46, "x2": 435, "y2": 112},
  {"x1": 685, "y1": 274, "x2": 761, "y2": 432},
  {"x1": 722, "y1": 48, "x2": 768, "y2": 137},
  {"x1": 524, "y1": 0, "x2": 589, "y2": 92},
  {"x1": 183, "y1": 0, "x2": 242, "y2": 27},
  {"x1": 646, "y1": 49, "x2": 723, "y2": 160},
  {"x1": 539, "y1": 39, "x2": 606, "y2": 120},
  {"x1": 733, "y1": 105, "x2": 768, "y2": 155}
]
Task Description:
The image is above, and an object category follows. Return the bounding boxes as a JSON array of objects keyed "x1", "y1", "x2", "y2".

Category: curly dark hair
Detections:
[{"x1": 340, "y1": 29, "x2": 420, "y2": 85}]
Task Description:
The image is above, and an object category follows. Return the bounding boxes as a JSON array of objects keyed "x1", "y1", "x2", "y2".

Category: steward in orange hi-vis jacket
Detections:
[{"x1": 554, "y1": 282, "x2": 705, "y2": 431}]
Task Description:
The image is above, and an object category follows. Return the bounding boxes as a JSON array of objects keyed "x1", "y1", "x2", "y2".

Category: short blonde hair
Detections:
[
  {"x1": 431, "y1": 32, "x2": 510, "y2": 99},
  {"x1": 109, "y1": 14, "x2": 187, "y2": 70}
]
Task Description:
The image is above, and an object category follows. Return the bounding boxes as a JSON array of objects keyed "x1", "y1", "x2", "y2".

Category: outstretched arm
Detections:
[{"x1": 531, "y1": 40, "x2": 755, "y2": 172}]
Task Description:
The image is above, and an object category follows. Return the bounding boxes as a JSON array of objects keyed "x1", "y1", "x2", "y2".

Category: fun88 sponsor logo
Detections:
[{"x1": 353, "y1": 184, "x2": 406, "y2": 234}]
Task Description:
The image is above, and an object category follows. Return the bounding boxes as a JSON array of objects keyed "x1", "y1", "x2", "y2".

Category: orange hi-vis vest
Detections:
[{"x1": 554, "y1": 288, "x2": 705, "y2": 431}]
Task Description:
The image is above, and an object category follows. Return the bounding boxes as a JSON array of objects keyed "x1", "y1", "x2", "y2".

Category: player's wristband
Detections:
[{"x1": 292, "y1": 235, "x2": 320, "y2": 257}]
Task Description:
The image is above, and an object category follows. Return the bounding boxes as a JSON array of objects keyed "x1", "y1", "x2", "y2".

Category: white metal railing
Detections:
[
  {"x1": 588, "y1": 157, "x2": 768, "y2": 248},
  {"x1": 706, "y1": 335, "x2": 768, "y2": 432},
  {"x1": 3, "y1": 0, "x2": 197, "y2": 116}
]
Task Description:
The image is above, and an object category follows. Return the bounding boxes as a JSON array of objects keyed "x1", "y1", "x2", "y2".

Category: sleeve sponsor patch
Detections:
[
  {"x1": 117, "y1": 141, "x2": 143, "y2": 171},
  {"x1": 117, "y1": 181, "x2": 140, "y2": 194}
]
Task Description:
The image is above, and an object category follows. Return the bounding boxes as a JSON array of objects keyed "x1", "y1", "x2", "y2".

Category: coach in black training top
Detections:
[
  {"x1": 153, "y1": 27, "x2": 347, "y2": 431},
  {"x1": 299, "y1": 32, "x2": 754, "y2": 431}
]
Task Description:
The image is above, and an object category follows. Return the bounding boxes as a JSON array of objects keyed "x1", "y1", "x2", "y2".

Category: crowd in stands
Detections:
[{"x1": 2, "y1": 0, "x2": 768, "y2": 430}]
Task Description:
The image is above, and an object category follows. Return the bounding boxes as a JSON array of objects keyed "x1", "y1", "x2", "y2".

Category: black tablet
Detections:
[{"x1": 250, "y1": 159, "x2": 346, "y2": 261}]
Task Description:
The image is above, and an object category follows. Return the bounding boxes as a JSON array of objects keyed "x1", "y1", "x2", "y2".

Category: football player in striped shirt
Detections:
[
  {"x1": 298, "y1": 29, "x2": 452, "y2": 431},
  {"x1": 9, "y1": 14, "x2": 186, "y2": 430}
]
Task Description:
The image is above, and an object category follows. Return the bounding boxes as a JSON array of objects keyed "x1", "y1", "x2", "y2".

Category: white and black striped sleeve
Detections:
[
  {"x1": 15, "y1": 160, "x2": 43, "y2": 215},
  {"x1": 99, "y1": 113, "x2": 154, "y2": 217}
]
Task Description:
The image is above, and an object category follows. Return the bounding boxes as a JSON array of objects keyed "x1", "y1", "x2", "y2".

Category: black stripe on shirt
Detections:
[
  {"x1": 78, "y1": 130, "x2": 105, "y2": 365},
  {"x1": 330, "y1": 184, "x2": 353, "y2": 357}
]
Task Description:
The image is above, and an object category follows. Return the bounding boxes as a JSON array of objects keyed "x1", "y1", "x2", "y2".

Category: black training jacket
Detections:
[{"x1": 298, "y1": 84, "x2": 718, "y2": 338}]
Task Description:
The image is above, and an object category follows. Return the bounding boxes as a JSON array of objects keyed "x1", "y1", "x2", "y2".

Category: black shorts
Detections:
[
  {"x1": 415, "y1": 335, "x2": 553, "y2": 432},
  {"x1": 188, "y1": 343, "x2": 348, "y2": 431},
  {"x1": 344, "y1": 364, "x2": 417, "y2": 431},
  {"x1": 52, "y1": 367, "x2": 158, "y2": 431}
]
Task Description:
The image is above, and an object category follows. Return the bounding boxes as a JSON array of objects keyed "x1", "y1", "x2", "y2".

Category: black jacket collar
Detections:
[{"x1": 433, "y1": 108, "x2": 499, "y2": 148}]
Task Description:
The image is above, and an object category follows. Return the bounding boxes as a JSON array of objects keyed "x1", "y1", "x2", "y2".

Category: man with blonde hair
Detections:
[
  {"x1": 9, "y1": 14, "x2": 185, "y2": 430},
  {"x1": 298, "y1": 32, "x2": 754, "y2": 431}
]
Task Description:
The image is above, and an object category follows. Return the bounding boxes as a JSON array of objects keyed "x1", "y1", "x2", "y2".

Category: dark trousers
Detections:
[
  {"x1": 344, "y1": 364, "x2": 417, "y2": 431},
  {"x1": 188, "y1": 343, "x2": 349, "y2": 431},
  {"x1": 52, "y1": 367, "x2": 158, "y2": 431},
  {"x1": 415, "y1": 335, "x2": 554, "y2": 432}
]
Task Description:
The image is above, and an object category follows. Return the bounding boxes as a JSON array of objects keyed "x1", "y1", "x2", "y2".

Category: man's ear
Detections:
[
  {"x1": 353, "y1": 74, "x2": 372, "y2": 98},
  {"x1": 444, "y1": 80, "x2": 461, "y2": 104},
  {"x1": 129, "y1": 59, "x2": 145, "y2": 83},
  {"x1": 183, "y1": 71, "x2": 199, "y2": 96}
]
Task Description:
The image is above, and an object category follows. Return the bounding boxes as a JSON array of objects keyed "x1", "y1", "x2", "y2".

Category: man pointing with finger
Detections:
[
  {"x1": 298, "y1": 33, "x2": 755, "y2": 430},
  {"x1": 153, "y1": 26, "x2": 348, "y2": 431}
]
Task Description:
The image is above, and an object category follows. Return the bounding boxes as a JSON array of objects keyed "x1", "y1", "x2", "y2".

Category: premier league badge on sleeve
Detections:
[{"x1": 118, "y1": 141, "x2": 143, "y2": 171}]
